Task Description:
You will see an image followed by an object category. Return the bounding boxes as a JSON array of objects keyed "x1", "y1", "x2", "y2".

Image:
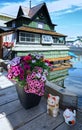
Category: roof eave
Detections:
[{"x1": 17, "y1": 26, "x2": 67, "y2": 37}]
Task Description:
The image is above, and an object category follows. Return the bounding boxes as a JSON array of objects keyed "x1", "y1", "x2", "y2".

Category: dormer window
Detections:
[{"x1": 38, "y1": 22, "x2": 44, "y2": 29}]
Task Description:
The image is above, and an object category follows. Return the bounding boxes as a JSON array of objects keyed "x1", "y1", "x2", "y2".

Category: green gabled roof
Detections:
[
  {"x1": 28, "y1": 2, "x2": 56, "y2": 26},
  {"x1": 6, "y1": 2, "x2": 56, "y2": 26},
  {"x1": 17, "y1": 3, "x2": 48, "y2": 19}
]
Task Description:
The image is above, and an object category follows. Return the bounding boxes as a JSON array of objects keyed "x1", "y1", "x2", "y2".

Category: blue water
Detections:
[{"x1": 64, "y1": 54, "x2": 82, "y2": 108}]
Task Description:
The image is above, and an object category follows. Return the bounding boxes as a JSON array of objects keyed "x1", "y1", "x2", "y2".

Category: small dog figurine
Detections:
[
  {"x1": 63, "y1": 108, "x2": 76, "y2": 125},
  {"x1": 47, "y1": 93, "x2": 60, "y2": 117}
]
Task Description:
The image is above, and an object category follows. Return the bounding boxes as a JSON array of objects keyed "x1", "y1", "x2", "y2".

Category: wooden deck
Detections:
[
  {"x1": 52, "y1": 63, "x2": 71, "y2": 71},
  {"x1": 0, "y1": 72, "x2": 82, "y2": 130},
  {"x1": 45, "y1": 56, "x2": 72, "y2": 71},
  {"x1": 46, "y1": 56, "x2": 72, "y2": 62}
]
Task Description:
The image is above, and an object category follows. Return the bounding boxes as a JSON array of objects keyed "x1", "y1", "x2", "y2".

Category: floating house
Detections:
[
  {"x1": 0, "y1": 12, "x2": 14, "y2": 27},
  {"x1": 0, "y1": 13, "x2": 14, "y2": 58},
  {"x1": 66, "y1": 36, "x2": 82, "y2": 47},
  {"x1": 0, "y1": 2, "x2": 71, "y2": 80}
]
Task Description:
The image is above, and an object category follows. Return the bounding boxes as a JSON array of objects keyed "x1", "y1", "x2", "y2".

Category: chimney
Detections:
[{"x1": 29, "y1": 0, "x2": 31, "y2": 9}]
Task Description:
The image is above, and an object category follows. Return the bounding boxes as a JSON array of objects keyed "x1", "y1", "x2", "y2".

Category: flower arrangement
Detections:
[
  {"x1": 3, "y1": 42, "x2": 14, "y2": 48},
  {"x1": 7, "y1": 53, "x2": 51, "y2": 96}
]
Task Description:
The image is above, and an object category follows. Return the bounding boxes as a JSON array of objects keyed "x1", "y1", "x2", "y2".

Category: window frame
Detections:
[
  {"x1": 53, "y1": 36, "x2": 65, "y2": 44},
  {"x1": 19, "y1": 32, "x2": 40, "y2": 44}
]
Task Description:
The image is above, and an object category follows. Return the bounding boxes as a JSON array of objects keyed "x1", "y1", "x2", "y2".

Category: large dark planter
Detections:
[{"x1": 16, "y1": 84, "x2": 41, "y2": 109}]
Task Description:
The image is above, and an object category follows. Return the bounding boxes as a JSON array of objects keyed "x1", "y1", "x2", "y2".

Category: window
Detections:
[
  {"x1": 53, "y1": 37, "x2": 65, "y2": 44},
  {"x1": 19, "y1": 32, "x2": 40, "y2": 44},
  {"x1": 53, "y1": 37, "x2": 59, "y2": 44},
  {"x1": 38, "y1": 23, "x2": 44, "y2": 29},
  {"x1": 42, "y1": 35, "x2": 53, "y2": 44},
  {"x1": 59, "y1": 37, "x2": 64, "y2": 44}
]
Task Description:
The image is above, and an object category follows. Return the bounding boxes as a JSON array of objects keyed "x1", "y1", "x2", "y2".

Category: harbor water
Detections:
[{"x1": 64, "y1": 51, "x2": 82, "y2": 109}]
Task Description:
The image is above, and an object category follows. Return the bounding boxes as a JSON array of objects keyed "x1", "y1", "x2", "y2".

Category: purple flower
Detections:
[
  {"x1": 36, "y1": 73, "x2": 41, "y2": 78},
  {"x1": 41, "y1": 75, "x2": 46, "y2": 82},
  {"x1": 9, "y1": 57, "x2": 21, "y2": 66}
]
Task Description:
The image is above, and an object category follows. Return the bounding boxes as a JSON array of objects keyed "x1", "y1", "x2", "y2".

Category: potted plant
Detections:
[{"x1": 7, "y1": 53, "x2": 51, "y2": 109}]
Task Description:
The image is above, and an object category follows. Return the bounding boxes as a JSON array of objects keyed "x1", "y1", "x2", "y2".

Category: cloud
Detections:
[
  {"x1": 47, "y1": 0, "x2": 82, "y2": 16},
  {"x1": 0, "y1": 0, "x2": 44, "y2": 16},
  {"x1": 51, "y1": 6, "x2": 82, "y2": 17},
  {"x1": 0, "y1": 0, "x2": 82, "y2": 17},
  {"x1": 0, "y1": 0, "x2": 32, "y2": 16}
]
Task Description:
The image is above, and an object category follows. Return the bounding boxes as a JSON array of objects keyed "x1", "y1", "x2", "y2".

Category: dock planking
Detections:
[
  {"x1": 0, "y1": 86, "x2": 18, "y2": 106},
  {"x1": 54, "y1": 122, "x2": 82, "y2": 130},
  {"x1": 16, "y1": 112, "x2": 64, "y2": 130},
  {"x1": 0, "y1": 84, "x2": 82, "y2": 130},
  {"x1": 0, "y1": 100, "x2": 22, "y2": 115}
]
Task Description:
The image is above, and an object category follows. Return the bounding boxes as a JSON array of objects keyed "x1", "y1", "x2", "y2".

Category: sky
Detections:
[{"x1": 0, "y1": 0, "x2": 82, "y2": 38}]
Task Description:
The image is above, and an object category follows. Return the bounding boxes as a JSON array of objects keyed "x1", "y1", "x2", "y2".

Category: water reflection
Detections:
[
  {"x1": 53, "y1": 53, "x2": 82, "y2": 108},
  {"x1": 64, "y1": 53, "x2": 82, "y2": 108},
  {"x1": 64, "y1": 55, "x2": 82, "y2": 96}
]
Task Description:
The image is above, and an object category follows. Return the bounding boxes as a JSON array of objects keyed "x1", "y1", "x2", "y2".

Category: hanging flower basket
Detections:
[{"x1": 3, "y1": 42, "x2": 14, "y2": 48}]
